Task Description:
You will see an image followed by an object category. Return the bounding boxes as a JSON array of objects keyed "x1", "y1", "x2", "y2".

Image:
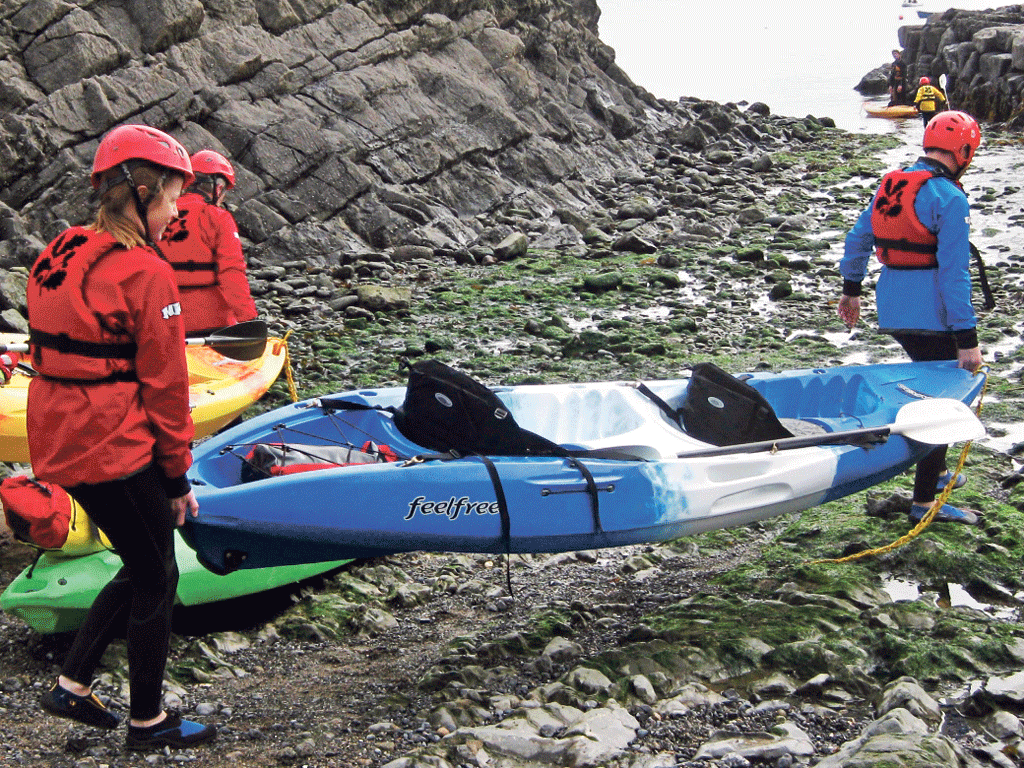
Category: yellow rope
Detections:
[
  {"x1": 272, "y1": 330, "x2": 299, "y2": 403},
  {"x1": 809, "y1": 366, "x2": 990, "y2": 565}
]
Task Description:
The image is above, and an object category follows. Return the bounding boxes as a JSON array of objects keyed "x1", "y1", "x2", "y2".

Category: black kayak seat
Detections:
[{"x1": 677, "y1": 362, "x2": 795, "y2": 447}]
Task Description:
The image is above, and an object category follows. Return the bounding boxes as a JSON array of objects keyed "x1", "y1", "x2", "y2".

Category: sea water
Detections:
[{"x1": 597, "y1": 0, "x2": 1006, "y2": 133}]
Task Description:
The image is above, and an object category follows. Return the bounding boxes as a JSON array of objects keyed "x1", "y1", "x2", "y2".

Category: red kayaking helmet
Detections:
[
  {"x1": 91, "y1": 124, "x2": 194, "y2": 190},
  {"x1": 190, "y1": 149, "x2": 235, "y2": 188},
  {"x1": 924, "y1": 110, "x2": 981, "y2": 168},
  {"x1": 919, "y1": 76, "x2": 930, "y2": 85}
]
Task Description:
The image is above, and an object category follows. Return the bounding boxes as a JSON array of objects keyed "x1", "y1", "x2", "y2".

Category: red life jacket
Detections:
[
  {"x1": 27, "y1": 228, "x2": 137, "y2": 381},
  {"x1": 26, "y1": 226, "x2": 194, "y2": 487},
  {"x1": 159, "y1": 192, "x2": 256, "y2": 334},
  {"x1": 870, "y1": 167, "x2": 949, "y2": 269},
  {"x1": 160, "y1": 192, "x2": 218, "y2": 288}
]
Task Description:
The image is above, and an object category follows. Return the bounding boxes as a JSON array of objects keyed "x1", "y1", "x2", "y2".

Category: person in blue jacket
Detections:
[{"x1": 837, "y1": 110, "x2": 983, "y2": 525}]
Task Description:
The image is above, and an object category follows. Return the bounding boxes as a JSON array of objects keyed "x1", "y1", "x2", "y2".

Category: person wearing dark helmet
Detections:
[
  {"x1": 914, "y1": 76, "x2": 947, "y2": 127},
  {"x1": 837, "y1": 111, "x2": 984, "y2": 525},
  {"x1": 30, "y1": 124, "x2": 216, "y2": 750},
  {"x1": 159, "y1": 149, "x2": 257, "y2": 336}
]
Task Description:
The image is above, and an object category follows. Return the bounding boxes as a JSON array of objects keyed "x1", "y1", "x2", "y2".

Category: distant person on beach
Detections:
[
  {"x1": 914, "y1": 77, "x2": 948, "y2": 126},
  {"x1": 836, "y1": 110, "x2": 983, "y2": 525},
  {"x1": 160, "y1": 149, "x2": 257, "y2": 336},
  {"x1": 888, "y1": 49, "x2": 908, "y2": 106}
]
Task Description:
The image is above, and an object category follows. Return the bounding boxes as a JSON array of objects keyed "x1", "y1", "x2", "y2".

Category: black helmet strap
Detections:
[
  {"x1": 191, "y1": 172, "x2": 224, "y2": 205},
  {"x1": 102, "y1": 161, "x2": 167, "y2": 245}
]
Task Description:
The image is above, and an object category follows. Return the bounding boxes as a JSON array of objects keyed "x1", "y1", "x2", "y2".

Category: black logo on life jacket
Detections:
[
  {"x1": 163, "y1": 211, "x2": 191, "y2": 243},
  {"x1": 32, "y1": 231, "x2": 89, "y2": 291},
  {"x1": 875, "y1": 177, "x2": 909, "y2": 219}
]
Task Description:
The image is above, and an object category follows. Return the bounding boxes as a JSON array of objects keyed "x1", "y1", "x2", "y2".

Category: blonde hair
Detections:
[{"x1": 89, "y1": 164, "x2": 171, "y2": 248}]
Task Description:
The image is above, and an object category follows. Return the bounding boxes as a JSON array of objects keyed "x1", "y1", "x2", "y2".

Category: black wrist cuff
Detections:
[
  {"x1": 161, "y1": 473, "x2": 191, "y2": 499},
  {"x1": 953, "y1": 328, "x2": 978, "y2": 350},
  {"x1": 842, "y1": 280, "x2": 863, "y2": 297}
]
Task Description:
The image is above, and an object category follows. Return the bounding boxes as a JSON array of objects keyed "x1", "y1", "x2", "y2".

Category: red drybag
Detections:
[{"x1": 1, "y1": 476, "x2": 72, "y2": 550}]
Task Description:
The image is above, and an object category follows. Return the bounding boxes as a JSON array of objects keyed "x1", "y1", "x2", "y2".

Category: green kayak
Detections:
[{"x1": 1, "y1": 531, "x2": 350, "y2": 634}]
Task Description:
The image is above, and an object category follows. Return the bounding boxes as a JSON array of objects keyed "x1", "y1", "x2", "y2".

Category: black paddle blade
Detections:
[{"x1": 200, "y1": 320, "x2": 268, "y2": 361}]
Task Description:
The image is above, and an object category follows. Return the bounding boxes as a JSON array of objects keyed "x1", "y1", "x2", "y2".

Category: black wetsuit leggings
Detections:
[
  {"x1": 892, "y1": 331, "x2": 957, "y2": 504},
  {"x1": 59, "y1": 464, "x2": 178, "y2": 721}
]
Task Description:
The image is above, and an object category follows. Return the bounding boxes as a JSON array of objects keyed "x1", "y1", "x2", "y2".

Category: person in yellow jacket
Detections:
[{"x1": 914, "y1": 77, "x2": 948, "y2": 127}]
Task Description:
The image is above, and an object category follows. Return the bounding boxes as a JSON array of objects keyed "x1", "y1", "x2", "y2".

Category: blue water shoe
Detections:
[
  {"x1": 910, "y1": 502, "x2": 979, "y2": 525},
  {"x1": 40, "y1": 681, "x2": 120, "y2": 729},
  {"x1": 936, "y1": 471, "x2": 967, "y2": 491},
  {"x1": 126, "y1": 712, "x2": 216, "y2": 750}
]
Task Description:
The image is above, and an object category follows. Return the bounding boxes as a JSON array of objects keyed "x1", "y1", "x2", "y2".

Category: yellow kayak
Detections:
[
  {"x1": 863, "y1": 102, "x2": 918, "y2": 119},
  {"x1": 0, "y1": 333, "x2": 288, "y2": 463}
]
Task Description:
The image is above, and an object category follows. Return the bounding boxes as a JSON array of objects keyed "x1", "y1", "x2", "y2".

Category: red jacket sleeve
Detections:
[
  {"x1": 202, "y1": 205, "x2": 257, "y2": 322},
  {"x1": 125, "y1": 259, "x2": 194, "y2": 484}
]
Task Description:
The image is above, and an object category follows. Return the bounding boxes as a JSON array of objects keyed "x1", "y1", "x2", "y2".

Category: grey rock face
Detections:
[
  {"x1": 0, "y1": 0, "x2": 803, "y2": 330},
  {"x1": 0, "y1": 1, "x2": 658, "y2": 265},
  {"x1": 872, "y1": 7, "x2": 1024, "y2": 121}
]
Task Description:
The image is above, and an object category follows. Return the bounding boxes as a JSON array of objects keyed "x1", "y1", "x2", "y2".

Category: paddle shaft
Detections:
[
  {"x1": 674, "y1": 395, "x2": 985, "y2": 460},
  {"x1": 0, "y1": 338, "x2": 252, "y2": 354},
  {"x1": 676, "y1": 425, "x2": 894, "y2": 459},
  {"x1": 0, "y1": 320, "x2": 269, "y2": 362}
]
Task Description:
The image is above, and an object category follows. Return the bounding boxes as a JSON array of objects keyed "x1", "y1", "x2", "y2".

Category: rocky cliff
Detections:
[
  {"x1": 860, "y1": 5, "x2": 1024, "y2": 123},
  {"x1": 1, "y1": 0, "x2": 639, "y2": 252},
  {"x1": 0, "y1": 0, "x2": 839, "y2": 337},
  {"x1": 904, "y1": 5, "x2": 1024, "y2": 121},
  {"x1": 0, "y1": 1, "x2": 661, "y2": 268}
]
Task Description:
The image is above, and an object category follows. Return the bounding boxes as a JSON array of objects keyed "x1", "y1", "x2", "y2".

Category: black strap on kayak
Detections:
[
  {"x1": 477, "y1": 454, "x2": 513, "y2": 595},
  {"x1": 317, "y1": 397, "x2": 397, "y2": 415},
  {"x1": 635, "y1": 382, "x2": 681, "y2": 425},
  {"x1": 970, "y1": 242, "x2": 996, "y2": 310},
  {"x1": 411, "y1": 450, "x2": 607, "y2": 550},
  {"x1": 567, "y1": 458, "x2": 603, "y2": 536},
  {"x1": 24, "y1": 548, "x2": 43, "y2": 579}
]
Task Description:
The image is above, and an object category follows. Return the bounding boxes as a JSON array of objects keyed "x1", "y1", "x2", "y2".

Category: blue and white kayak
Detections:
[{"x1": 181, "y1": 361, "x2": 985, "y2": 574}]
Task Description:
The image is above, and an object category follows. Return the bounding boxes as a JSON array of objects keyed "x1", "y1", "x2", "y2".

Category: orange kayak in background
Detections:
[{"x1": 0, "y1": 333, "x2": 288, "y2": 463}]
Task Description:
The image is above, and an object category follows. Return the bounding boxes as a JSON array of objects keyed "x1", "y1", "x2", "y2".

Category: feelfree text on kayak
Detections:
[{"x1": 405, "y1": 496, "x2": 500, "y2": 521}]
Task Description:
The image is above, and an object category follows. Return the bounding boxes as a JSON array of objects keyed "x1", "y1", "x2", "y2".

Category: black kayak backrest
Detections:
[
  {"x1": 678, "y1": 362, "x2": 793, "y2": 447},
  {"x1": 393, "y1": 359, "x2": 566, "y2": 456}
]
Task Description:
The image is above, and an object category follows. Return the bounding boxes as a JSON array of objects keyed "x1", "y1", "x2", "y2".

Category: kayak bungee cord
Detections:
[
  {"x1": 215, "y1": 401, "x2": 428, "y2": 478},
  {"x1": 809, "y1": 365, "x2": 990, "y2": 565}
]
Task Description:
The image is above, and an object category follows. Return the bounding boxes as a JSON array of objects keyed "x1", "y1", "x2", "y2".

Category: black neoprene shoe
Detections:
[
  {"x1": 125, "y1": 713, "x2": 217, "y2": 750},
  {"x1": 40, "y1": 682, "x2": 120, "y2": 730}
]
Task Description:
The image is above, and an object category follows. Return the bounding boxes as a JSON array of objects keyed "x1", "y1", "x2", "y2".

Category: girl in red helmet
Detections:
[
  {"x1": 837, "y1": 110, "x2": 984, "y2": 526},
  {"x1": 30, "y1": 124, "x2": 216, "y2": 750},
  {"x1": 159, "y1": 149, "x2": 257, "y2": 336}
]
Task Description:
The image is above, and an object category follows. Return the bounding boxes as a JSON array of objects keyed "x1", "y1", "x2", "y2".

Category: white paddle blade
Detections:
[{"x1": 892, "y1": 398, "x2": 985, "y2": 445}]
